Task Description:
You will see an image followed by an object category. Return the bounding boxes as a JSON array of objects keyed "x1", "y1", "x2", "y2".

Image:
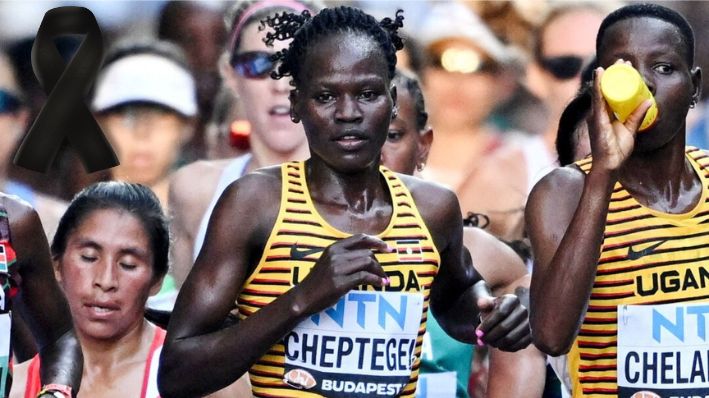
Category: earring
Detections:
[
  {"x1": 291, "y1": 115, "x2": 300, "y2": 123},
  {"x1": 391, "y1": 108, "x2": 398, "y2": 119},
  {"x1": 416, "y1": 162, "x2": 425, "y2": 172},
  {"x1": 690, "y1": 98, "x2": 697, "y2": 109}
]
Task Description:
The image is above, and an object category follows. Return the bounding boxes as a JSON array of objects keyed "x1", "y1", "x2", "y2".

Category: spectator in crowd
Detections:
[
  {"x1": 416, "y1": 1, "x2": 539, "y2": 240},
  {"x1": 526, "y1": 3, "x2": 610, "y2": 159},
  {"x1": 92, "y1": 40, "x2": 197, "y2": 209},
  {"x1": 158, "y1": 1, "x2": 228, "y2": 161},
  {"x1": 168, "y1": 0, "x2": 316, "y2": 290}
]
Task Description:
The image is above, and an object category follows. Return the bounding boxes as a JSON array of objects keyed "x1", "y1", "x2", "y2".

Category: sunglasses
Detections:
[
  {"x1": 231, "y1": 51, "x2": 276, "y2": 79},
  {"x1": 0, "y1": 90, "x2": 22, "y2": 114},
  {"x1": 538, "y1": 55, "x2": 593, "y2": 80}
]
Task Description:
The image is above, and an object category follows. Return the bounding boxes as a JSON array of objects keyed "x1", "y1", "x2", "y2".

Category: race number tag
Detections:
[
  {"x1": 283, "y1": 291, "x2": 424, "y2": 397},
  {"x1": 618, "y1": 303, "x2": 709, "y2": 397},
  {"x1": 0, "y1": 313, "x2": 11, "y2": 396},
  {"x1": 416, "y1": 372, "x2": 457, "y2": 398}
]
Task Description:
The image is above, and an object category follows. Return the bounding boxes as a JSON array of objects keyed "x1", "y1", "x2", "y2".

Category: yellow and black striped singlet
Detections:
[
  {"x1": 568, "y1": 148, "x2": 709, "y2": 397},
  {"x1": 237, "y1": 162, "x2": 440, "y2": 398}
]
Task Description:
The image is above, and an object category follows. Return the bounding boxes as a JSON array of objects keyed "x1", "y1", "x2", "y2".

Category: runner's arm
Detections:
[
  {"x1": 486, "y1": 276, "x2": 546, "y2": 398},
  {"x1": 424, "y1": 187, "x2": 481, "y2": 343},
  {"x1": 415, "y1": 182, "x2": 529, "y2": 351},
  {"x1": 8, "y1": 197, "x2": 82, "y2": 396},
  {"x1": 525, "y1": 167, "x2": 612, "y2": 355},
  {"x1": 528, "y1": 69, "x2": 653, "y2": 355},
  {"x1": 160, "y1": 174, "x2": 306, "y2": 397},
  {"x1": 463, "y1": 226, "x2": 528, "y2": 295}
]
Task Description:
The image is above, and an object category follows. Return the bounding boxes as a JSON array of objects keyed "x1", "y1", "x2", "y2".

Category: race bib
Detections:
[
  {"x1": 283, "y1": 291, "x2": 424, "y2": 397},
  {"x1": 0, "y1": 313, "x2": 10, "y2": 396},
  {"x1": 416, "y1": 372, "x2": 456, "y2": 398},
  {"x1": 618, "y1": 302, "x2": 709, "y2": 398}
]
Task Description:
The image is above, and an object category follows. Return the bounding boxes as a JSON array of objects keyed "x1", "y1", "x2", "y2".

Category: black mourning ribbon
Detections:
[{"x1": 14, "y1": 7, "x2": 118, "y2": 173}]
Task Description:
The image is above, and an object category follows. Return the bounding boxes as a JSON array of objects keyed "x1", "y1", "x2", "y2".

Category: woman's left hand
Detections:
[{"x1": 476, "y1": 289, "x2": 532, "y2": 352}]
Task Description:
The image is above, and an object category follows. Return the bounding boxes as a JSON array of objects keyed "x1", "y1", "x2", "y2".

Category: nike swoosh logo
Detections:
[
  {"x1": 627, "y1": 239, "x2": 668, "y2": 260},
  {"x1": 290, "y1": 245, "x2": 324, "y2": 260}
]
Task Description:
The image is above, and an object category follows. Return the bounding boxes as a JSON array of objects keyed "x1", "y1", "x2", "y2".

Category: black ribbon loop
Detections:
[{"x1": 14, "y1": 7, "x2": 118, "y2": 173}]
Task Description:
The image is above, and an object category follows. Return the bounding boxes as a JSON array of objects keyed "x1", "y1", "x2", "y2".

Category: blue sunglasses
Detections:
[{"x1": 231, "y1": 51, "x2": 276, "y2": 79}]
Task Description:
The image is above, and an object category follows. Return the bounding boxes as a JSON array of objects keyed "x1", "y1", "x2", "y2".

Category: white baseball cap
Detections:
[
  {"x1": 92, "y1": 53, "x2": 197, "y2": 117},
  {"x1": 418, "y1": 1, "x2": 513, "y2": 66}
]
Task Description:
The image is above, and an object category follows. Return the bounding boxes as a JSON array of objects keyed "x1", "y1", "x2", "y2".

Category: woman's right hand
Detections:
[
  {"x1": 589, "y1": 60, "x2": 653, "y2": 174},
  {"x1": 292, "y1": 234, "x2": 392, "y2": 316}
]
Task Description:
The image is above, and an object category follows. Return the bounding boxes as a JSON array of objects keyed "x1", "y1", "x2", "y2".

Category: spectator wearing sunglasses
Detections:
[
  {"x1": 168, "y1": 0, "x2": 320, "y2": 292},
  {"x1": 526, "y1": 3, "x2": 614, "y2": 159},
  {"x1": 0, "y1": 53, "x2": 67, "y2": 243}
]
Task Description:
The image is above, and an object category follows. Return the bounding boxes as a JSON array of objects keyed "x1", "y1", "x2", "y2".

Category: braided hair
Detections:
[
  {"x1": 261, "y1": 6, "x2": 405, "y2": 87},
  {"x1": 392, "y1": 69, "x2": 428, "y2": 131}
]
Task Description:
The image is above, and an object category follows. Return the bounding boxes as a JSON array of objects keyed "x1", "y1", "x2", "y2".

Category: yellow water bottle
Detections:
[{"x1": 600, "y1": 63, "x2": 658, "y2": 132}]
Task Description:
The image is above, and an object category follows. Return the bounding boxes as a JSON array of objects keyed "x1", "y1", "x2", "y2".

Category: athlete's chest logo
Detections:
[
  {"x1": 627, "y1": 240, "x2": 668, "y2": 261},
  {"x1": 290, "y1": 244, "x2": 325, "y2": 260}
]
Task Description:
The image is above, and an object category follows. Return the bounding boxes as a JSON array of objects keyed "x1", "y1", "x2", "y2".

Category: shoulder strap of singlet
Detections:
[{"x1": 139, "y1": 327, "x2": 166, "y2": 398}]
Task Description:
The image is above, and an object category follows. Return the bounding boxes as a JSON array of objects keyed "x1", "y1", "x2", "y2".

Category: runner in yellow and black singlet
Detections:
[
  {"x1": 564, "y1": 148, "x2": 709, "y2": 396},
  {"x1": 527, "y1": 4, "x2": 705, "y2": 397},
  {"x1": 240, "y1": 162, "x2": 437, "y2": 397},
  {"x1": 160, "y1": 6, "x2": 530, "y2": 398}
]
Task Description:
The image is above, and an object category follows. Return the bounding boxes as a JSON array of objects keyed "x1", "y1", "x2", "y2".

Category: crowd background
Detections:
[
  {"x1": 0, "y1": 0, "x2": 705, "y2": 222},
  {"x1": 0, "y1": 1, "x2": 707, "y2": 398},
  {"x1": 0, "y1": 0, "x2": 705, "y2": 203}
]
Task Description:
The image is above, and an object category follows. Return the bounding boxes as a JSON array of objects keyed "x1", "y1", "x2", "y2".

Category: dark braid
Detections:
[
  {"x1": 261, "y1": 6, "x2": 404, "y2": 86},
  {"x1": 393, "y1": 69, "x2": 428, "y2": 130}
]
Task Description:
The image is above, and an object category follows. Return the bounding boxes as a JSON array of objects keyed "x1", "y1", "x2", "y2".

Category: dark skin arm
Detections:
[
  {"x1": 10, "y1": 312, "x2": 37, "y2": 362},
  {"x1": 406, "y1": 176, "x2": 530, "y2": 352},
  {"x1": 526, "y1": 68, "x2": 651, "y2": 355},
  {"x1": 5, "y1": 196, "x2": 82, "y2": 397},
  {"x1": 159, "y1": 170, "x2": 391, "y2": 398},
  {"x1": 487, "y1": 278, "x2": 546, "y2": 398}
]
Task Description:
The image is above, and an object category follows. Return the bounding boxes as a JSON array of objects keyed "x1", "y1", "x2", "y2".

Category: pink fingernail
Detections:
[
  {"x1": 387, "y1": 245, "x2": 396, "y2": 253},
  {"x1": 383, "y1": 278, "x2": 390, "y2": 285},
  {"x1": 475, "y1": 329, "x2": 484, "y2": 338},
  {"x1": 477, "y1": 338, "x2": 485, "y2": 346}
]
